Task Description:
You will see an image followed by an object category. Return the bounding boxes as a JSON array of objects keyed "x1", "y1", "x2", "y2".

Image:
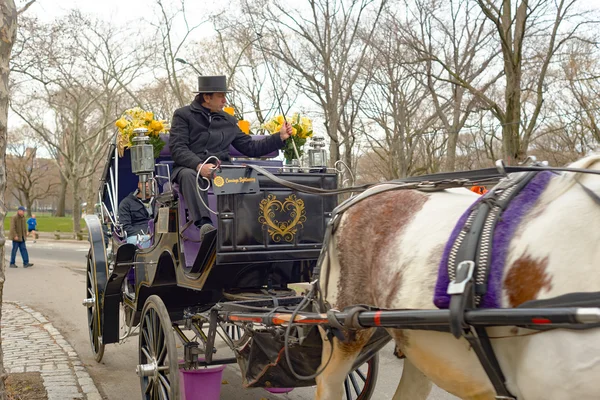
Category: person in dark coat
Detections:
[
  {"x1": 169, "y1": 75, "x2": 292, "y2": 239},
  {"x1": 118, "y1": 181, "x2": 153, "y2": 248},
  {"x1": 9, "y1": 206, "x2": 33, "y2": 268}
]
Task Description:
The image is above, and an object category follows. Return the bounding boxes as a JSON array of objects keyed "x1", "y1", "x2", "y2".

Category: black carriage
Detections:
[{"x1": 83, "y1": 132, "x2": 385, "y2": 399}]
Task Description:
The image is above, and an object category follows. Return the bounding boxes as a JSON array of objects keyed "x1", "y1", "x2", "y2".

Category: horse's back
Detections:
[{"x1": 330, "y1": 186, "x2": 477, "y2": 310}]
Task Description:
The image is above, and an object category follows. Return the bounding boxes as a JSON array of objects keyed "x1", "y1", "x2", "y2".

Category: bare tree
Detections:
[
  {"x1": 408, "y1": 0, "x2": 594, "y2": 164},
  {"x1": 560, "y1": 39, "x2": 600, "y2": 145},
  {"x1": 399, "y1": 0, "x2": 501, "y2": 171},
  {"x1": 6, "y1": 129, "x2": 59, "y2": 215},
  {"x1": 261, "y1": 0, "x2": 388, "y2": 169},
  {"x1": 0, "y1": 0, "x2": 18, "y2": 396},
  {"x1": 11, "y1": 14, "x2": 123, "y2": 234},
  {"x1": 151, "y1": 0, "x2": 215, "y2": 108}
]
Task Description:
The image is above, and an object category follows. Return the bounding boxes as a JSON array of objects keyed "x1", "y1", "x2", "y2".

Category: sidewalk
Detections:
[{"x1": 2, "y1": 301, "x2": 103, "y2": 400}]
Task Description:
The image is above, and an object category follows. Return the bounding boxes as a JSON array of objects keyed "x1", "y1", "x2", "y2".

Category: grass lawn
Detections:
[{"x1": 3, "y1": 213, "x2": 86, "y2": 233}]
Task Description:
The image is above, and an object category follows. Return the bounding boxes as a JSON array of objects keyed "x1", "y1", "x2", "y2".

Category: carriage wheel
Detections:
[
  {"x1": 84, "y1": 252, "x2": 105, "y2": 362},
  {"x1": 137, "y1": 295, "x2": 180, "y2": 400},
  {"x1": 344, "y1": 353, "x2": 379, "y2": 400}
]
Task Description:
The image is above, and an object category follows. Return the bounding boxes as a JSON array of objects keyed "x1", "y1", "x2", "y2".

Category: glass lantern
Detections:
[
  {"x1": 308, "y1": 136, "x2": 327, "y2": 169},
  {"x1": 130, "y1": 128, "x2": 154, "y2": 198}
]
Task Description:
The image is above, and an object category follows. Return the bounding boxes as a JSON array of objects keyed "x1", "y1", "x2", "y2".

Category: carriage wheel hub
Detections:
[
  {"x1": 136, "y1": 359, "x2": 158, "y2": 378},
  {"x1": 82, "y1": 297, "x2": 95, "y2": 308}
]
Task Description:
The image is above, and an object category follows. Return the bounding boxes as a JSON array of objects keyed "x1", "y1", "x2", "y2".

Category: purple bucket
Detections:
[{"x1": 180, "y1": 365, "x2": 226, "y2": 400}]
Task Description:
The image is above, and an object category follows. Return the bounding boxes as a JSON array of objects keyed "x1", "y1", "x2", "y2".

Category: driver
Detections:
[{"x1": 169, "y1": 75, "x2": 292, "y2": 240}]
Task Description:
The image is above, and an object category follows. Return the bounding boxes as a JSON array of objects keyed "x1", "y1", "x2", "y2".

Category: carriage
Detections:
[
  {"x1": 83, "y1": 130, "x2": 387, "y2": 399},
  {"x1": 84, "y1": 128, "x2": 600, "y2": 400}
]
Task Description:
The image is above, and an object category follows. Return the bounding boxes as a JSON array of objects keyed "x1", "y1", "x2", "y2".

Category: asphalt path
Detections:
[{"x1": 4, "y1": 240, "x2": 458, "y2": 400}]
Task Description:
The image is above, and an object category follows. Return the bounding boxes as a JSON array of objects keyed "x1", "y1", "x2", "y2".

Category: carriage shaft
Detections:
[{"x1": 221, "y1": 307, "x2": 600, "y2": 330}]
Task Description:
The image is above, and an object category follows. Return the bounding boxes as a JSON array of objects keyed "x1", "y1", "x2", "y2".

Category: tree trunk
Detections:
[
  {"x1": 445, "y1": 131, "x2": 458, "y2": 172},
  {"x1": 503, "y1": 67, "x2": 523, "y2": 164},
  {"x1": 343, "y1": 141, "x2": 354, "y2": 185},
  {"x1": 0, "y1": 1, "x2": 18, "y2": 398},
  {"x1": 85, "y1": 176, "x2": 97, "y2": 215},
  {"x1": 56, "y1": 173, "x2": 67, "y2": 217},
  {"x1": 72, "y1": 180, "x2": 81, "y2": 238},
  {"x1": 328, "y1": 140, "x2": 340, "y2": 168},
  {"x1": 25, "y1": 196, "x2": 32, "y2": 217}
]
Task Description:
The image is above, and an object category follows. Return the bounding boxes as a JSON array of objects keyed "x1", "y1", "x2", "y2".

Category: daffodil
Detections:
[
  {"x1": 238, "y1": 120, "x2": 251, "y2": 134},
  {"x1": 275, "y1": 115, "x2": 285, "y2": 126},
  {"x1": 116, "y1": 107, "x2": 166, "y2": 158},
  {"x1": 115, "y1": 118, "x2": 128, "y2": 130},
  {"x1": 149, "y1": 120, "x2": 164, "y2": 133}
]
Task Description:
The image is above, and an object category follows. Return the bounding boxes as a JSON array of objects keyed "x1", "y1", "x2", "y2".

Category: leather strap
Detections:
[{"x1": 247, "y1": 164, "x2": 600, "y2": 197}]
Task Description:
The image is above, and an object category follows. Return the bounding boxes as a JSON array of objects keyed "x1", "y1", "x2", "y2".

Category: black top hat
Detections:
[{"x1": 195, "y1": 75, "x2": 232, "y2": 93}]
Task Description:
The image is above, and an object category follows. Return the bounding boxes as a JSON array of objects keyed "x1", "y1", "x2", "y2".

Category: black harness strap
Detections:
[
  {"x1": 447, "y1": 171, "x2": 540, "y2": 400},
  {"x1": 575, "y1": 176, "x2": 600, "y2": 206}
]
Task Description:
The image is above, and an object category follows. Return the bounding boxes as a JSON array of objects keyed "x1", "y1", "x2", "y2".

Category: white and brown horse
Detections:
[{"x1": 315, "y1": 155, "x2": 600, "y2": 400}]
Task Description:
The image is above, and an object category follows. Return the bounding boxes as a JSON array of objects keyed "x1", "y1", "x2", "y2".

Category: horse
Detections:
[{"x1": 314, "y1": 154, "x2": 600, "y2": 400}]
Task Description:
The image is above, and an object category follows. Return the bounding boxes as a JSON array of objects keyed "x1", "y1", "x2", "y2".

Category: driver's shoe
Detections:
[{"x1": 199, "y1": 224, "x2": 216, "y2": 241}]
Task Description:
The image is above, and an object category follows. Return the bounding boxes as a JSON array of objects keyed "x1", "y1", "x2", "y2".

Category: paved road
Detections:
[{"x1": 5, "y1": 240, "x2": 458, "y2": 400}]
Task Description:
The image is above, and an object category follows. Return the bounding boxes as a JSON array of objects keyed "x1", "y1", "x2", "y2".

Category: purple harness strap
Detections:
[{"x1": 434, "y1": 171, "x2": 554, "y2": 309}]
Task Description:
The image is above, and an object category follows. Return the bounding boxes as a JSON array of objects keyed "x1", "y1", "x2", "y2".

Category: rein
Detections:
[{"x1": 247, "y1": 162, "x2": 600, "y2": 198}]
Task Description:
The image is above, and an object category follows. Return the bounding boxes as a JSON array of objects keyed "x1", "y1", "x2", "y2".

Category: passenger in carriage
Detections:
[
  {"x1": 169, "y1": 75, "x2": 292, "y2": 240},
  {"x1": 118, "y1": 181, "x2": 154, "y2": 248}
]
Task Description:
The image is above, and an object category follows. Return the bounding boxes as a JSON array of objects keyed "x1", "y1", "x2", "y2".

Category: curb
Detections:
[
  {"x1": 31, "y1": 236, "x2": 90, "y2": 245},
  {"x1": 2, "y1": 301, "x2": 103, "y2": 400}
]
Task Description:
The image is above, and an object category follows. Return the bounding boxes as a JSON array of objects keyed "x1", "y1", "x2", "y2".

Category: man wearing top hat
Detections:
[{"x1": 169, "y1": 75, "x2": 292, "y2": 240}]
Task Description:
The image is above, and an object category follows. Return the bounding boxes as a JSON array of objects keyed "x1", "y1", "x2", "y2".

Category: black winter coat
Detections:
[
  {"x1": 118, "y1": 192, "x2": 153, "y2": 237},
  {"x1": 169, "y1": 100, "x2": 285, "y2": 179}
]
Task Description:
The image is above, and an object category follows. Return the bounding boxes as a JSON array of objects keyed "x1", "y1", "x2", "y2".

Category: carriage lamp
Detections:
[
  {"x1": 308, "y1": 135, "x2": 327, "y2": 169},
  {"x1": 131, "y1": 128, "x2": 155, "y2": 199}
]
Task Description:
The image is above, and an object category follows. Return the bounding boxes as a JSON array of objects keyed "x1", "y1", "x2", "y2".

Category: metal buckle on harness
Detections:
[{"x1": 447, "y1": 261, "x2": 475, "y2": 295}]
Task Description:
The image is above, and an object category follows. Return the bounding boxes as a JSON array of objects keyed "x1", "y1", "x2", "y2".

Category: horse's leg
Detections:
[
  {"x1": 392, "y1": 357, "x2": 432, "y2": 400},
  {"x1": 315, "y1": 328, "x2": 373, "y2": 400}
]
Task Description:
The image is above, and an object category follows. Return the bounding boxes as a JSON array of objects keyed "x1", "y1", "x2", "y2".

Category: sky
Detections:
[{"x1": 25, "y1": 0, "x2": 600, "y2": 20}]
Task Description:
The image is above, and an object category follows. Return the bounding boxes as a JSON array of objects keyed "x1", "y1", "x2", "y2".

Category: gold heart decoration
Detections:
[{"x1": 258, "y1": 194, "x2": 307, "y2": 243}]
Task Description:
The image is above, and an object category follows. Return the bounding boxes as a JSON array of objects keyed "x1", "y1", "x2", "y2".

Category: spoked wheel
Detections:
[
  {"x1": 344, "y1": 353, "x2": 379, "y2": 400},
  {"x1": 84, "y1": 252, "x2": 105, "y2": 362},
  {"x1": 137, "y1": 295, "x2": 180, "y2": 400}
]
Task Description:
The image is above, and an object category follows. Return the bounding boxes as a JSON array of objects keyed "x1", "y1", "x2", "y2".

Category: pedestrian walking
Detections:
[
  {"x1": 9, "y1": 206, "x2": 34, "y2": 268},
  {"x1": 27, "y1": 213, "x2": 37, "y2": 243}
]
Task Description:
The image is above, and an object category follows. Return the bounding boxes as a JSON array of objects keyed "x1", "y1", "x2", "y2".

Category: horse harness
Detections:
[{"x1": 248, "y1": 161, "x2": 600, "y2": 400}]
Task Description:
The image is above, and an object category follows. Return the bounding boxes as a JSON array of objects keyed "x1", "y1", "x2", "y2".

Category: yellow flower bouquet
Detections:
[
  {"x1": 115, "y1": 107, "x2": 167, "y2": 158},
  {"x1": 263, "y1": 113, "x2": 313, "y2": 162},
  {"x1": 223, "y1": 106, "x2": 251, "y2": 134}
]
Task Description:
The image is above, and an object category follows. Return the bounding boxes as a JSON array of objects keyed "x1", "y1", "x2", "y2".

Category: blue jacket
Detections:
[{"x1": 27, "y1": 217, "x2": 37, "y2": 230}]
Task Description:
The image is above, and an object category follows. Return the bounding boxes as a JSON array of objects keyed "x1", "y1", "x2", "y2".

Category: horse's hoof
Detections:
[{"x1": 393, "y1": 346, "x2": 405, "y2": 359}]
